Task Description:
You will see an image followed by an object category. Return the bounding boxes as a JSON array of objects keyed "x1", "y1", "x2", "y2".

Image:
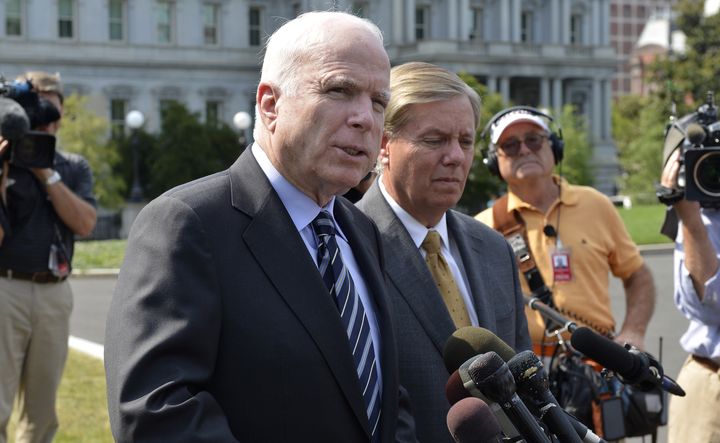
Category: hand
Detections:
[
  {"x1": 660, "y1": 148, "x2": 681, "y2": 190},
  {"x1": 0, "y1": 137, "x2": 8, "y2": 156},
  {"x1": 614, "y1": 331, "x2": 645, "y2": 351}
]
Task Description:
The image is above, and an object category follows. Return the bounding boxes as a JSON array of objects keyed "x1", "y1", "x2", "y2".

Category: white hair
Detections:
[{"x1": 253, "y1": 11, "x2": 384, "y2": 140}]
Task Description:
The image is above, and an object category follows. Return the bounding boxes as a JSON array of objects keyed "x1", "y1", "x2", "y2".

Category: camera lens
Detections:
[{"x1": 693, "y1": 151, "x2": 720, "y2": 197}]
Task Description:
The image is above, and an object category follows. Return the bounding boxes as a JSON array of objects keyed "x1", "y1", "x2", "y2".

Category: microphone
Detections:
[
  {"x1": 468, "y1": 352, "x2": 551, "y2": 443},
  {"x1": 509, "y1": 351, "x2": 601, "y2": 443},
  {"x1": 686, "y1": 123, "x2": 707, "y2": 146},
  {"x1": 443, "y1": 326, "x2": 516, "y2": 372},
  {"x1": 447, "y1": 397, "x2": 504, "y2": 443},
  {"x1": 570, "y1": 327, "x2": 685, "y2": 396},
  {"x1": 0, "y1": 97, "x2": 30, "y2": 141},
  {"x1": 543, "y1": 225, "x2": 557, "y2": 237}
]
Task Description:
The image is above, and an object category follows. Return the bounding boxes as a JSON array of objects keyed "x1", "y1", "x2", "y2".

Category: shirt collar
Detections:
[
  {"x1": 251, "y1": 143, "x2": 346, "y2": 241},
  {"x1": 506, "y1": 175, "x2": 579, "y2": 213},
  {"x1": 378, "y1": 177, "x2": 450, "y2": 249}
]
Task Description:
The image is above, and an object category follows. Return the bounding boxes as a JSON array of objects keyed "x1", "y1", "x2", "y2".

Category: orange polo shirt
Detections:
[{"x1": 476, "y1": 177, "x2": 644, "y2": 344}]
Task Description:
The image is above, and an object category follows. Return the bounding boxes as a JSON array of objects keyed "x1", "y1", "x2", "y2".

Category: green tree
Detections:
[
  {"x1": 554, "y1": 104, "x2": 593, "y2": 186},
  {"x1": 141, "y1": 102, "x2": 242, "y2": 199},
  {"x1": 613, "y1": 94, "x2": 671, "y2": 202},
  {"x1": 457, "y1": 72, "x2": 507, "y2": 214},
  {"x1": 57, "y1": 94, "x2": 126, "y2": 208}
]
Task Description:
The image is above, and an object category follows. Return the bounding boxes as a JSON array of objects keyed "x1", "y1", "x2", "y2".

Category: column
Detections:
[
  {"x1": 393, "y1": 0, "x2": 404, "y2": 44},
  {"x1": 553, "y1": 77, "x2": 563, "y2": 116},
  {"x1": 405, "y1": 0, "x2": 416, "y2": 43},
  {"x1": 603, "y1": 79, "x2": 612, "y2": 140},
  {"x1": 601, "y1": 0, "x2": 610, "y2": 45},
  {"x1": 500, "y1": 77, "x2": 510, "y2": 103},
  {"x1": 459, "y1": 0, "x2": 470, "y2": 41},
  {"x1": 540, "y1": 78, "x2": 550, "y2": 109},
  {"x1": 487, "y1": 76, "x2": 497, "y2": 94},
  {"x1": 511, "y1": 0, "x2": 521, "y2": 42},
  {"x1": 550, "y1": 0, "x2": 559, "y2": 44},
  {"x1": 592, "y1": 78, "x2": 602, "y2": 141},
  {"x1": 591, "y1": 0, "x2": 601, "y2": 46},
  {"x1": 560, "y1": 0, "x2": 570, "y2": 45},
  {"x1": 500, "y1": 0, "x2": 510, "y2": 41},
  {"x1": 448, "y1": 0, "x2": 458, "y2": 40}
]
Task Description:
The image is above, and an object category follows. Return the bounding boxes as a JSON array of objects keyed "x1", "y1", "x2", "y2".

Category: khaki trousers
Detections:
[
  {"x1": 668, "y1": 355, "x2": 720, "y2": 443},
  {"x1": 0, "y1": 278, "x2": 73, "y2": 443}
]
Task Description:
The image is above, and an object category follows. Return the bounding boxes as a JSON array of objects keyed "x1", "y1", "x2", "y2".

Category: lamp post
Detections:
[
  {"x1": 125, "y1": 110, "x2": 145, "y2": 202},
  {"x1": 233, "y1": 111, "x2": 252, "y2": 146}
]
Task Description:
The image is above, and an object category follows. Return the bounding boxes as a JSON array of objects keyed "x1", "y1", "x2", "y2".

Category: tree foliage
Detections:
[
  {"x1": 115, "y1": 102, "x2": 243, "y2": 200},
  {"x1": 613, "y1": 0, "x2": 720, "y2": 201},
  {"x1": 554, "y1": 104, "x2": 593, "y2": 186},
  {"x1": 57, "y1": 94, "x2": 126, "y2": 209}
]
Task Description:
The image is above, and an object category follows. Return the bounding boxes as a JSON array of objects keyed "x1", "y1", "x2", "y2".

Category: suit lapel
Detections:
[
  {"x1": 447, "y1": 212, "x2": 495, "y2": 329},
  {"x1": 359, "y1": 182, "x2": 456, "y2": 356},
  {"x1": 230, "y1": 151, "x2": 370, "y2": 435}
]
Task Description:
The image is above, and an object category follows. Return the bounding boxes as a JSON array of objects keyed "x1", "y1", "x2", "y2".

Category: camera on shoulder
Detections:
[
  {"x1": 0, "y1": 77, "x2": 57, "y2": 169},
  {"x1": 661, "y1": 91, "x2": 720, "y2": 207}
]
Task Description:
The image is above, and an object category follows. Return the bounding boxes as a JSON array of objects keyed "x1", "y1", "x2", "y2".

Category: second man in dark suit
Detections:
[{"x1": 357, "y1": 62, "x2": 531, "y2": 443}]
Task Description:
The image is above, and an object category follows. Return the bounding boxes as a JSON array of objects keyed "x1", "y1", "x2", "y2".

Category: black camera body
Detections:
[{"x1": 0, "y1": 77, "x2": 58, "y2": 169}]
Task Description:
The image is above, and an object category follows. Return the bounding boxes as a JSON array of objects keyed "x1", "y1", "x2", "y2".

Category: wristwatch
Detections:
[{"x1": 45, "y1": 170, "x2": 62, "y2": 186}]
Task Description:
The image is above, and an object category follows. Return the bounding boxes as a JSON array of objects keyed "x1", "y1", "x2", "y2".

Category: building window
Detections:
[
  {"x1": 5, "y1": 0, "x2": 23, "y2": 36},
  {"x1": 520, "y1": 10, "x2": 533, "y2": 43},
  {"x1": 203, "y1": 3, "x2": 219, "y2": 45},
  {"x1": 470, "y1": 7, "x2": 483, "y2": 41},
  {"x1": 352, "y1": 2, "x2": 368, "y2": 18},
  {"x1": 249, "y1": 7, "x2": 262, "y2": 46},
  {"x1": 570, "y1": 14, "x2": 582, "y2": 44},
  {"x1": 109, "y1": 0, "x2": 125, "y2": 41},
  {"x1": 110, "y1": 99, "x2": 128, "y2": 139},
  {"x1": 156, "y1": 1, "x2": 174, "y2": 43},
  {"x1": 58, "y1": 0, "x2": 75, "y2": 38},
  {"x1": 206, "y1": 101, "x2": 222, "y2": 127},
  {"x1": 415, "y1": 6, "x2": 429, "y2": 40}
]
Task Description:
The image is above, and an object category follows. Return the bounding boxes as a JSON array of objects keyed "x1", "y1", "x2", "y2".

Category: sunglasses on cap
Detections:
[{"x1": 497, "y1": 132, "x2": 548, "y2": 157}]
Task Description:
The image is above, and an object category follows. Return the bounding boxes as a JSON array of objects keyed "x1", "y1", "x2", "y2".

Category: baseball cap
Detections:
[{"x1": 490, "y1": 110, "x2": 550, "y2": 144}]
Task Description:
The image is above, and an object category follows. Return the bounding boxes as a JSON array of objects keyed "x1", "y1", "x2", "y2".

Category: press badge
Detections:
[{"x1": 551, "y1": 244, "x2": 572, "y2": 282}]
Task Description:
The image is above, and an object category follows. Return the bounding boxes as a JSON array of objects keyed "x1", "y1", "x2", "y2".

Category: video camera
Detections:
[
  {"x1": 661, "y1": 91, "x2": 720, "y2": 206},
  {"x1": 0, "y1": 76, "x2": 58, "y2": 169}
]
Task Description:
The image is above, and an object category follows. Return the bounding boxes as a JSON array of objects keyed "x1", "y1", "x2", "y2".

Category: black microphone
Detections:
[
  {"x1": 686, "y1": 123, "x2": 707, "y2": 146},
  {"x1": 447, "y1": 397, "x2": 504, "y2": 443},
  {"x1": 468, "y1": 352, "x2": 551, "y2": 443},
  {"x1": 443, "y1": 326, "x2": 516, "y2": 373},
  {"x1": 509, "y1": 351, "x2": 602, "y2": 443},
  {"x1": 570, "y1": 326, "x2": 685, "y2": 396},
  {"x1": 543, "y1": 224, "x2": 557, "y2": 237},
  {"x1": 0, "y1": 97, "x2": 30, "y2": 141}
]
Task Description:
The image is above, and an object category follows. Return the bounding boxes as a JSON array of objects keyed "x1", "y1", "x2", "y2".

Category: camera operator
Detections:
[
  {"x1": 0, "y1": 71, "x2": 96, "y2": 443},
  {"x1": 661, "y1": 140, "x2": 720, "y2": 443}
]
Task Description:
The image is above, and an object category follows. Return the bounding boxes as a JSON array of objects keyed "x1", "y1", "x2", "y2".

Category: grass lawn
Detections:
[
  {"x1": 8, "y1": 350, "x2": 112, "y2": 443},
  {"x1": 73, "y1": 239, "x2": 126, "y2": 270},
  {"x1": 615, "y1": 203, "x2": 672, "y2": 245}
]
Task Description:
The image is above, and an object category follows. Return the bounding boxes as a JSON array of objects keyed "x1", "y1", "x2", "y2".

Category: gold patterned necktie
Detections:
[{"x1": 421, "y1": 230, "x2": 471, "y2": 328}]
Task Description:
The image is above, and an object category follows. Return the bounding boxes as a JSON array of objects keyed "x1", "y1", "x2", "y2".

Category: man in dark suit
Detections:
[
  {"x1": 357, "y1": 62, "x2": 531, "y2": 443},
  {"x1": 105, "y1": 11, "x2": 415, "y2": 442}
]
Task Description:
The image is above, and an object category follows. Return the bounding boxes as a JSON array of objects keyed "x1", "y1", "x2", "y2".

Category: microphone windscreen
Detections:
[
  {"x1": 444, "y1": 327, "x2": 516, "y2": 373},
  {"x1": 570, "y1": 326, "x2": 635, "y2": 375},
  {"x1": 0, "y1": 97, "x2": 30, "y2": 140},
  {"x1": 447, "y1": 397, "x2": 502, "y2": 443},
  {"x1": 446, "y1": 369, "x2": 471, "y2": 405},
  {"x1": 686, "y1": 123, "x2": 707, "y2": 146}
]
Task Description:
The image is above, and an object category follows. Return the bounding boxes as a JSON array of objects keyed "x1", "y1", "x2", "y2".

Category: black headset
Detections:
[{"x1": 481, "y1": 106, "x2": 564, "y2": 179}]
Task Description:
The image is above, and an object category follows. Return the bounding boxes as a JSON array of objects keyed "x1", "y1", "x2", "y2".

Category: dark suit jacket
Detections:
[
  {"x1": 357, "y1": 180, "x2": 532, "y2": 443},
  {"x1": 105, "y1": 149, "x2": 415, "y2": 442}
]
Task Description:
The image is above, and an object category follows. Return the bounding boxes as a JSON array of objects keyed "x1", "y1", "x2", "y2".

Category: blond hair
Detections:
[
  {"x1": 19, "y1": 71, "x2": 64, "y2": 103},
  {"x1": 384, "y1": 62, "x2": 481, "y2": 138}
]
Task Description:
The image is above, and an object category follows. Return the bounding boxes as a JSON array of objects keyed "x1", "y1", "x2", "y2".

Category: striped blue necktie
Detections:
[{"x1": 312, "y1": 210, "x2": 382, "y2": 440}]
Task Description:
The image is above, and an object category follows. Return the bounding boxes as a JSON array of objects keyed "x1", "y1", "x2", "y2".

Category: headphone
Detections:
[{"x1": 481, "y1": 106, "x2": 564, "y2": 179}]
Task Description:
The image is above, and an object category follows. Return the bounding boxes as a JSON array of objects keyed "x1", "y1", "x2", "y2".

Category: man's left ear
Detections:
[{"x1": 380, "y1": 134, "x2": 390, "y2": 167}]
